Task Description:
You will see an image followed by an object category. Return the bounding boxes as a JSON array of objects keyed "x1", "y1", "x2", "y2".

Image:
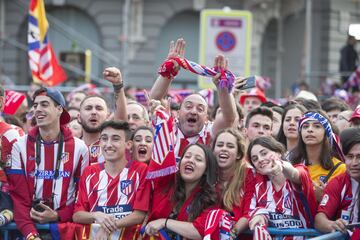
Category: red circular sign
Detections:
[{"x1": 215, "y1": 31, "x2": 236, "y2": 52}]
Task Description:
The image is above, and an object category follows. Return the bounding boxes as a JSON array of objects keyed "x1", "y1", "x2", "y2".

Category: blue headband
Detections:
[
  {"x1": 299, "y1": 112, "x2": 333, "y2": 145},
  {"x1": 299, "y1": 111, "x2": 345, "y2": 161}
]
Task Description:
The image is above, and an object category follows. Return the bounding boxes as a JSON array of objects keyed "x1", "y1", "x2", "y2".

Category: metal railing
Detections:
[{"x1": 0, "y1": 223, "x2": 349, "y2": 240}]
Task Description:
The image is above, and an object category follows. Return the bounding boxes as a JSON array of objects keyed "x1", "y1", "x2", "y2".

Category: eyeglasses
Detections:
[
  {"x1": 345, "y1": 154, "x2": 360, "y2": 162},
  {"x1": 338, "y1": 115, "x2": 350, "y2": 122}
]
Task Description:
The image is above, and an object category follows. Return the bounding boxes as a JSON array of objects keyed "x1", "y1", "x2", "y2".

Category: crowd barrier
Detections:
[{"x1": 0, "y1": 223, "x2": 349, "y2": 240}]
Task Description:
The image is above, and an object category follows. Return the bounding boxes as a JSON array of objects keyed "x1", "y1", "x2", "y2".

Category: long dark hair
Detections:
[
  {"x1": 247, "y1": 136, "x2": 286, "y2": 169},
  {"x1": 173, "y1": 143, "x2": 218, "y2": 221},
  {"x1": 290, "y1": 110, "x2": 334, "y2": 170},
  {"x1": 277, "y1": 104, "x2": 307, "y2": 147}
]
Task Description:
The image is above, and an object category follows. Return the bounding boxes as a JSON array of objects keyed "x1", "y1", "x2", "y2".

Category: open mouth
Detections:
[
  {"x1": 138, "y1": 147, "x2": 147, "y2": 156},
  {"x1": 187, "y1": 117, "x2": 197, "y2": 124},
  {"x1": 36, "y1": 114, "x2": 46, "y2": 120},
  {"x1": 184, "y1": 164, "x2": 194, "y2": 174},
  {"x1": 218, "y1": 152, "x2": 229, "y2": 160}
]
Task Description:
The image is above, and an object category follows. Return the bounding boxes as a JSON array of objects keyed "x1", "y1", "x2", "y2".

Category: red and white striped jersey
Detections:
[
  {"x1": 7, "y1": 126, "x2": 89, "y2": 237},
  {"x1": 0, "y1": 122, "x2": 24, "y2": 168},
  {"x1": 248, "y1": 165, "x2": 317, "y2": 240},
  {"x1": 88, "y1": 140, "x2": 104, "y2": 164},
  {"x1": 173, "y1": 120, "x2": 213, "y2": 160},
  {"x1": 318, "y1": 172, "x2": 359, "y2": 223},
  {"x1": 74, "y1": 160, "x2": 150, "y2": 238}
]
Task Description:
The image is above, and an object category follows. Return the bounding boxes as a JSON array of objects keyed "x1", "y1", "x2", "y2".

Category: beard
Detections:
[{"x1": 80, "y1": 117, "x2": 102, "y2": 134}]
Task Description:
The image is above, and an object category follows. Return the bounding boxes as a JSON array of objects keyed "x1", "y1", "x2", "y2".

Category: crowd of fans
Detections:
[{"x1": 1, "y1": 38, "x2": 360, "y2": 240}]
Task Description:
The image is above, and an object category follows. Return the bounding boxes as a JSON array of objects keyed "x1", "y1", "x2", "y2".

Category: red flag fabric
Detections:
[
  {"x1": 352, "y1": 228, "x2": 360, "y2": 240},
  {"x1": 146, "y1": 108, "x2": 177, "y2": 179},
  {"x1": 203, "y1": 209, "x2": 234, "y2": 240},
  {"x1": 253, "y1": 225, "x2": 272, "y2": 240},
  {"x1": 3, "y1": 90, "x2": 26, "y2": 115},
  {"x1": 28, "y1": 0, "x2": 67, "y2": 86}
]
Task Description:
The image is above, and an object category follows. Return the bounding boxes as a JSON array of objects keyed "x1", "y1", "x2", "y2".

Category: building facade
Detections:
[{"x1": 0, "y1": 0, "x2": 360, "y2": 97}]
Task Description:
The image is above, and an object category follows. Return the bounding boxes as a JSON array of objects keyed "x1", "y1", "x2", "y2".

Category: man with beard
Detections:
[
  {"x1": 150, "y1": 39, "x2": 236, "y2": 160},
  {"x1": 79, "y1": 67, "x2": 127, "y2": 164}
]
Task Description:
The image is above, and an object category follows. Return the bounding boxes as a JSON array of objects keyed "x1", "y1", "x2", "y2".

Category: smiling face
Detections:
[
  {"x1": 100, "y1": 127, "x2": 130, "y2": 162},
  {"x1": 301, "y1": 120, "x2": 325, "y2": 146},
  {"x1": 178, "y1": 94, "x2": 208, "y2": 137},
  {"x1": 345, "y1": 143, "x2": 360, "y2": 181},
  {"x1": 79, "y1": 97, "x2": 108, "y2": 133},
  {"x1": 213, "y1": 132, "x2": 238, "y2": 170},
  {"x1": 132, "y1": 129, "x2": 153, "y2": 163},
  {"x1": 179, "y1": 145, "x2": 207, "y2": 184},
  {"x1": 283, "y1": 108, "x2": 303, "y2": 140},
  {"x1": 33, "y1": 95, "x2": 62, "y2": 128},
  {"x1": 250, "y1": 144, "x2": 273, "y2": 175}
]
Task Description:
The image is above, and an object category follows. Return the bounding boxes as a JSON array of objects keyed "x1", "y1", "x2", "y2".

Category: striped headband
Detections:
[
  {"x1": 299, "y1": 111, "x2": 345, "y2": 161},
  {"x1": 299, "y1": 112, "x2": 333, "y2": 145}
]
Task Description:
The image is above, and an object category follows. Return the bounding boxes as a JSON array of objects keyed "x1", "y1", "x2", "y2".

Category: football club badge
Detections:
[
  {"x1": 61, "y1": 152, "x2": 69, "y2": 164},
  {"x1": 284, "y1": 194, "x2": 292, "y2": 210},
  {"x1": 90, "y1": 145, "x2": 101, "y2": 158},
  {"x1": 120, "y1": 180, "x2": 133, "y2": 196}
]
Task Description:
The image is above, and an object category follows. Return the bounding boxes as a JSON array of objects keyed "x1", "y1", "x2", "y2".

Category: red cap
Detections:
[
  {"x1": 350, "y1": 105, "x2": 360, "y2": 122},
  {"x1": 239, "y1": 88, "x2": 267, "y2": 105},
  {"x1": 3, "y1": 90, "x2": 26, "y2": 115}
]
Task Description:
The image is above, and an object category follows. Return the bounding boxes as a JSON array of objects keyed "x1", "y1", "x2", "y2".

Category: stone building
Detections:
[{"x1": 0, "y1": 0, "x2": 360, "y2": 97}]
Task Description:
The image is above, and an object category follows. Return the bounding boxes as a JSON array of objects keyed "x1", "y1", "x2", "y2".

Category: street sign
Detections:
[{"x1": 199, "y1": 9, "x2": 252, "y2": 89}]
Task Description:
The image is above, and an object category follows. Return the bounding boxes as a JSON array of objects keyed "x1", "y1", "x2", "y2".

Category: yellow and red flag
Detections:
[{"x1": 28, "y1": 0, "x2": 67, "y2": 86}]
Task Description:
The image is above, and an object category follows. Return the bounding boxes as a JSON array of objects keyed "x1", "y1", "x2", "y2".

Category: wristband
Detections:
[
  {"x1": 113, "y1": 82, "x2": 124, "y2": 92},
  {"x1": 165, "y1": 217, "x2": 170, "y2": 229}
]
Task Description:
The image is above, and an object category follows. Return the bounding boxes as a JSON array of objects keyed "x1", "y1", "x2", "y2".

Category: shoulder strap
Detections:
[
  {"x1": 299, "y1": 192, "x2": 314, "y2": 228},
  {"x1": 323, "y1": 162, "x2": 343, "y2": 184}
]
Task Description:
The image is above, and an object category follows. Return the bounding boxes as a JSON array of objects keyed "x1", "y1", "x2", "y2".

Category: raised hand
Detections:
[
  {"x1": 167, "y1": 38, "x2": 185, "y2": 60},
  {"x1": 212, "y1": 55, "x2": 228, "y2": 87},
  {"x1": 144, "y1": 90, "x2": 162, "y2": 115},
  {"x1": 103, "y1": 67, "x2": 123, "y2": 85},
  {"x1": 166, "y1": 39, "x2": 186, "y2": 73}
]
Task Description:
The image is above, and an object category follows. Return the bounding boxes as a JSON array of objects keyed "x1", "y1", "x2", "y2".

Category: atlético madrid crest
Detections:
[
  {"x1": 120, "y1": 180, "x2": 133, "y2": 196},
  {"x1": 61, "y1": 152, "x2": 69, "y2": 164},
  {"x1": 90, "y1": 145, "x2": 101, "y2": 158}
]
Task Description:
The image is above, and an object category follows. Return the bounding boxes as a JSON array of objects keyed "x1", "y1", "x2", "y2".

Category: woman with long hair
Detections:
[
  {"x1": 277, "y1": 104, "x2": 307, "y2": 154},
  {"x1": 145, "y1": 143, "x2": 218, "y2": 239},
  {"x1": 246, "y1": 136, "x2": 317, "y2": 239},
  {"x1": 290, "y1": 110, "x2": 346, "y2": 201},
  {"x1": 211, "y1": 128, "x2": 254, "y2": 236}
]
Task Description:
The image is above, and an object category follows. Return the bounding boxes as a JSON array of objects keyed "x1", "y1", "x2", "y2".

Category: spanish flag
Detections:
[{"x1": 28, "y1": 0, "x2": 67, "y2": 86}]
